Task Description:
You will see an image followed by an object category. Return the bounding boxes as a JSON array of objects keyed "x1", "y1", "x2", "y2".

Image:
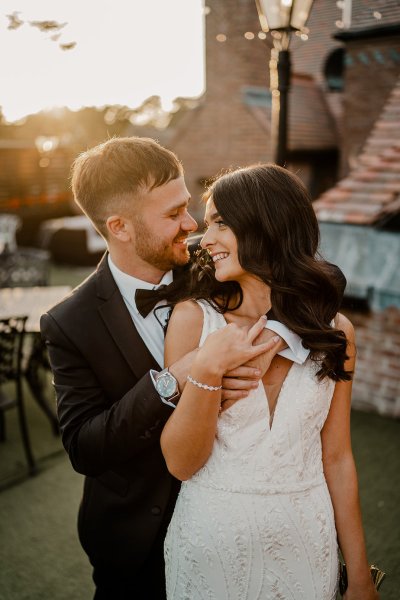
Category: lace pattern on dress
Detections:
[{"x1": 165, "y1": 299, "x2": 339, "y2": 600}]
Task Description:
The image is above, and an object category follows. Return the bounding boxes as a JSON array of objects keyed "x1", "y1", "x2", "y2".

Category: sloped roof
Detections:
[
  {"x1": 313, "y1": 76, "x2": 400, "y2": 224},
  {"x1": 349, "y1": 0, "x2": 400, "y2": 32},
  {"x1": 244, "y1": 74, "x2": 338, "y2": 152},
  {"x1": 292, "y1": 0, "x2": 343, "y2": 83}
]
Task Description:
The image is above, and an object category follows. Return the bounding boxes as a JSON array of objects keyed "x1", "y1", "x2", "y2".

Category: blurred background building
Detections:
[{"x1": 1, "y1": 0, "x2": 399, "y2": 416}]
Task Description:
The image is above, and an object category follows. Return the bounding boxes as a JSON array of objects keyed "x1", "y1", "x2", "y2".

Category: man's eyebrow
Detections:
[{"x1": 167, "y1": 196, "x2": 191, "y2": 211}]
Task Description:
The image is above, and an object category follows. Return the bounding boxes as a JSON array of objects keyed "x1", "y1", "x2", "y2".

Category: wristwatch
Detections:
[{"x1": 153, "y1": 369, "x2": 180, "y2": 404}]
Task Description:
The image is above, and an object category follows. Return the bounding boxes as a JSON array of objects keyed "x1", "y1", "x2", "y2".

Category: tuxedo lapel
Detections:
[{"x1": 95, "y1": 253, "x2": 161, "y2": 379}]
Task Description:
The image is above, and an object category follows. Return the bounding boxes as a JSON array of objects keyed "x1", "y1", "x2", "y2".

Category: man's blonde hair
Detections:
[{"x1": 71, "y1": 137, "x2": 183, "y2": 237}]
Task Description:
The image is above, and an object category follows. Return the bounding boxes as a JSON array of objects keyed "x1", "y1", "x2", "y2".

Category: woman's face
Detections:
[{"x1": 201, "y1": 198, "x2": 246, "y2": 282}]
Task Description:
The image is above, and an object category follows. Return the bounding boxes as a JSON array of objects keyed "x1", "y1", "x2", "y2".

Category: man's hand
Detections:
[{"x1": 221, "y1": 365, "x2": 262, "y2": 407}]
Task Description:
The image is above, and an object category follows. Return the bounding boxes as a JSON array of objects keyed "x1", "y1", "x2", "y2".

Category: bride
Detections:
[{"x1": 161, "y1": 164, "x2": 379, "y2": 600}]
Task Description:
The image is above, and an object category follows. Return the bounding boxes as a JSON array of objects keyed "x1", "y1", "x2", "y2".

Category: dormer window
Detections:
[{"x1": 324, "y1": 48, "x2": 345, "y2": 92}]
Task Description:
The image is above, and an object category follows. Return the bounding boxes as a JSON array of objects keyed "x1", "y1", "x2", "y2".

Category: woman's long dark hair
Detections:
[{"x1": 190, "y1": 164, "x2": 351, "y2": 382}]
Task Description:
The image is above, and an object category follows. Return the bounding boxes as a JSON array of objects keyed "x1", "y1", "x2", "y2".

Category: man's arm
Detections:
[{"x1": 41, "y1": 312, "x2": 175, "y2": 477}]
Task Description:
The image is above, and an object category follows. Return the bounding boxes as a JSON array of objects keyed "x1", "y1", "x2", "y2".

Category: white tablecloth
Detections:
[{"x1": 0, "y1": 286, "x2": 71, "y2": 332}]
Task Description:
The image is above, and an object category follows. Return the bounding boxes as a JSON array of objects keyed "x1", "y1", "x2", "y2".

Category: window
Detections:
[{"x1": 324, "y1": 48, "x2": 345, "y2": 92}]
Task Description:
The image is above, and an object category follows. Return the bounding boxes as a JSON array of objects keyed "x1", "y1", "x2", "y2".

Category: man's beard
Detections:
[{"x1": 133, "y1": 218, "x2": 190, "y2": 271}]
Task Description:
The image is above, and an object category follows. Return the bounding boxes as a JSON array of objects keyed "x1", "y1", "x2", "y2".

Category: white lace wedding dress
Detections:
[{"x1": 165, "y1": 300, "x2": 339, "y2": 600}]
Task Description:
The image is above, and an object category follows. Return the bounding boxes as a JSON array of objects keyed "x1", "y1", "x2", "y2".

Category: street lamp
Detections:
[
  {"x1": 255, "y1": 0, "x2": 314, "y2": 166},
  {"x1": 35, "y1": 135, "x2": 60, "y2": 202}
]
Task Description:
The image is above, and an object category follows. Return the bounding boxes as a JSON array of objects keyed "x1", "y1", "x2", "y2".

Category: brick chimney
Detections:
[
  {"x1": 171, "y1": 0, "x2": 275, "y2": 210},
  {"x1": 204, "y1": 0, "x2": 272, "y2": 100}
]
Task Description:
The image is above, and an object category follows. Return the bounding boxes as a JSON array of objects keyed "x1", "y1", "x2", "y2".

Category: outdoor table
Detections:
[
  {"x1": 0, "y1": 285, "x2": 71, "y2": 332},
  {"x1": 0, "y1": 285, "x2": 71, "y2": 434}
]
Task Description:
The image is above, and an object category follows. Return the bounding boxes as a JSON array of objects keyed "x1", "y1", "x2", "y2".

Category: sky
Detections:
[{"x1": 0, "y1": 0, "x2": 205, "y2": 122}]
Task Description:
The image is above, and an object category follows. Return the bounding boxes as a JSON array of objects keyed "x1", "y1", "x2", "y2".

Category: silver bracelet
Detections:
[{"x1": 187, "y1": 374, "x2": 222, "y2": 391}]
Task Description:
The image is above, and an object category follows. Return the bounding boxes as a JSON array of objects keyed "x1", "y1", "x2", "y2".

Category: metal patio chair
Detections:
[
  {"x1": 0, "y1": 316, "x2": 37, "y2": 475},
  {"x1": 0, "y1": 247, "x2": 50, "y2": 288}
]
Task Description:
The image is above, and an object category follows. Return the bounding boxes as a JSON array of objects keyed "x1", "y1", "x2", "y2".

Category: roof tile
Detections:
[
  {"x1": 349, "y1": 0, "x2": 400, "y2": 31},
  {"x1": 314, "y1": 76, "x2": 400, "y2": 225}
]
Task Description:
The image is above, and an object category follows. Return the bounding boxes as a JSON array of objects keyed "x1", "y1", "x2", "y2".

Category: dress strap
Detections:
[{"x1": 195, "y1": 299, "x2": 227, "y2": 347}]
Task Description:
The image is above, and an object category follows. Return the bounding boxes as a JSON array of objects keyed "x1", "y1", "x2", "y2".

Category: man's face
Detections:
[{"x1": 130, "y1": 177, "x2": 198, "y2": 272}]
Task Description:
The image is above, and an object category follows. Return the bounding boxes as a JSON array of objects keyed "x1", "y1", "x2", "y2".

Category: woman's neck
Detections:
[{"x1": 229, "y1": 276, "x2": 271, "y2": 322}]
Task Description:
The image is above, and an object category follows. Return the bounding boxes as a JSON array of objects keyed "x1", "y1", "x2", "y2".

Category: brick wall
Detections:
[
  {"x1": 171, "y1": 0, "x2": 275, "y2": 220},
  {"x1": 171, "y1": 0, "x2": 400, "y2": 221},
  {"x1": 341, "y1": 35, "x2": 400, "y2": 172},
  {"x1": 170, "y1": 0, "x2": 344, "y2": 220},
  {"x1": 344, "y1": 306, "x2": 400, "y2": 417},
  {"x1": 292, "y1": 0, "x2": 342, "y2": 84}
]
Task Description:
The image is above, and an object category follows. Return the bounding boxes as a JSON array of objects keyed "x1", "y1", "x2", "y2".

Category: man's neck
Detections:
[{"x1": 108, "y1": 250, "x2": 166, "y2": 285}]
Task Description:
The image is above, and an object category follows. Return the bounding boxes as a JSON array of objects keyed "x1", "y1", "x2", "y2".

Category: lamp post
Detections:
[
  {"x1": 255, "y1": 0, "x2": 314, "y2": 167},
  {"x1": 35, "y1": 136, "x2": 59, "y2": 201}
]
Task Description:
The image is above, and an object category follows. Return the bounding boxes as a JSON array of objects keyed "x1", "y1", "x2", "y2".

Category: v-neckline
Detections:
[
  {"x1": 214, "y1": 306, "x2": 296, "y2": 431},
  {"x1": 263, "y1": 361, "x2": 296, "y2": 432}
]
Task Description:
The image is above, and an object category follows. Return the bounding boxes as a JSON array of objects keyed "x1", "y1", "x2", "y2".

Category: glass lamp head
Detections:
[{"x1": 255, "y1": 0, "x2": 314, "y2": 32}]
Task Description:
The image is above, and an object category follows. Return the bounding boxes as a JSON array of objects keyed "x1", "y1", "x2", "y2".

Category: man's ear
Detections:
[{"x1": 106, "y1": 215, "x2": 131, "y2": 242}]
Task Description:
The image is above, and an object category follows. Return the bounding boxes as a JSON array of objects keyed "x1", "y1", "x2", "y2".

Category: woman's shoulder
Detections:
[
  {"x1": 334, "y1": 312, "x2": 355, "y2": 341},
  {"x1": 164, "y1": 300, "x2": 204, "y2": 362},
  {"x1": 167, "y1": 300, "x2": 204, "y2": 335},
  {"x1": 170, "y1": 299, "x2": 204, "y2": 320}
]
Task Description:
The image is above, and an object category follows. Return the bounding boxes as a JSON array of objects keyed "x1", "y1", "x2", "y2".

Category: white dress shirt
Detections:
[
  {"x1": 266, "y1": 321, "x2": 310, "y2": 364},
  {"x1": 108, "y1": 255, "x2": 171, "y2": 369},
  {"x1": 108, "y1": 255, "x2": 310, "y2": 406}
]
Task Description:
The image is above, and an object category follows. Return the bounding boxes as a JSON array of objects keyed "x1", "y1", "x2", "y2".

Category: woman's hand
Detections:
[
  {"x1": 195, "y1": 316, "x2": 281, "y2": 378},
  {"x1": 244, "y1": 327, "x2": 288, "y2": 376}
]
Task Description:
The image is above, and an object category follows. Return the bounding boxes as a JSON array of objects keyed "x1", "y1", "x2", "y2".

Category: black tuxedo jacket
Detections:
[{"x1": 40, "y1": 253, "x2": 181, "y2": 572}]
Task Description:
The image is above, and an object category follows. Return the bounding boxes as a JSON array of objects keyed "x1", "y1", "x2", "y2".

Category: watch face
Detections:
[{"x1": 156, "y1": 372, "x2": 178, "y2": 398}]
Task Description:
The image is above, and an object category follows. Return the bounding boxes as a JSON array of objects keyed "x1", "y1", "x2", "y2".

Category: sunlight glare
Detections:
[{"x1": 0, "y1": 0, "x2": 205, "y2": 122}]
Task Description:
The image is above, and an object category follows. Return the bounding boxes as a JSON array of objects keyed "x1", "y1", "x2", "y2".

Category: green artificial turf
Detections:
[
  {"x1": 0, "y1": 406, "x2": 398, "y2": 600},
  {"x1": 350, "y1": 410, "x2": 400, "y2": 599}
]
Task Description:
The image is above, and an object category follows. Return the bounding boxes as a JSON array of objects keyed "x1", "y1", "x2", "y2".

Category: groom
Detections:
[{"x1": 41, "y1": 137, "x2": 283, "y2": 599}]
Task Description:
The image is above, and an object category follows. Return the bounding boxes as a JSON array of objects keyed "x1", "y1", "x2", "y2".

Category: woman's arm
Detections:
[
  {"x1": 161, "y1": 305, "x2": 278, "y2": 481},
  {"x1": 162, "y1": 300, "x2": 222, "y2": 480},
  {"x1": 322, "y1": 313, "x2": 379, "y2": 600}
]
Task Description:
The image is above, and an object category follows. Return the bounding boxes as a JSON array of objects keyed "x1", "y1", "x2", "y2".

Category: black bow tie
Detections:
[{"x1": 135, "y1": 280, "x2": 180, "y2": 318}]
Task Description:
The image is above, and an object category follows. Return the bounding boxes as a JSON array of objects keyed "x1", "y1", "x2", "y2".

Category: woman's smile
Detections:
[{"x1": 210, "y1": 252, "x2": 230, "y2": 263}]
